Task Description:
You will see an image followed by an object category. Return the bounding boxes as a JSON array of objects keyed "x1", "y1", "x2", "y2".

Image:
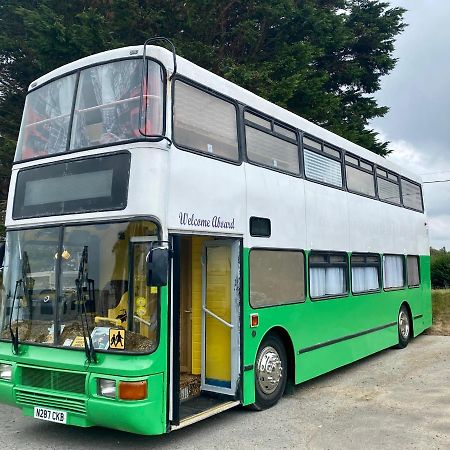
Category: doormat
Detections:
[{"x1": 180, "y1": 373, "x2": 201, "y2": 402}]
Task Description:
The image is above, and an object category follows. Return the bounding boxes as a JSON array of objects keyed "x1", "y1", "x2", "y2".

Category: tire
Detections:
[
  {"x1": 395, "y1": 305, "x2": 412, "y2": 349},
  {"x1": 251, "y1": 334, "x2": 287, "y2": 410}
]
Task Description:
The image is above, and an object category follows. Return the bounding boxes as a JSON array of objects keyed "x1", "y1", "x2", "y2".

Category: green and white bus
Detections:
[{"x1": 0, "y1": 42, "x2": 431, "y2": 435}]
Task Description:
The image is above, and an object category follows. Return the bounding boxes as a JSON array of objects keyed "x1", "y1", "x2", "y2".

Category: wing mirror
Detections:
[{"x1": 146, "y1": 246, "x2": 169, "y2": 287}]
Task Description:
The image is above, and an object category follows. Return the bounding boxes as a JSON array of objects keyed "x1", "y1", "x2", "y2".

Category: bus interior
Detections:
[{"x1": 175, "y1": 235, "x2": 240, "y2": 423}]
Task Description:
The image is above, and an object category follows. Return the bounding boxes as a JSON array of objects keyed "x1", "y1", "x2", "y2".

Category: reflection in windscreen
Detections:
[
  {"x1": 14, "y1": 59, "x2": 164, "y2": 162},
  {"x1": 15, "y1": 75, "x2": 77, "y2": 160},
  {"x1": 24, "y1": 170, "x2": 113, "y2": 206},
  {"x1": 0, "y1": 221, "x2": 159, "y2": 353}
]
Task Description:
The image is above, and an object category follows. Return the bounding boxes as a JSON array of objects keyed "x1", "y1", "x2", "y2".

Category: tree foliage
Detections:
[
  {"x1": 0, "y1": 0, "x2": 406, "y2": 214},
  {"x1": 431, "y1": 247, "x2": 450, "y2": 289}
]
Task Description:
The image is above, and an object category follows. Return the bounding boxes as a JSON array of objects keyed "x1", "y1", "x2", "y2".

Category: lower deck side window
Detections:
[
  {"x1": 309, "y1": 252, "x2": 348, "y2": 299},
  {"x1": 407, "y1": 255, "x2": 420, "y2": 287},
  {"x1": 351, "y1": 254, "x2": 380, "y2": 293},
  {"x1": 383, "y1": 254, "x2": 405, "y2": 289},
  {"x1": 250, "y1": 249, "x2": 305, "y2": 307}
]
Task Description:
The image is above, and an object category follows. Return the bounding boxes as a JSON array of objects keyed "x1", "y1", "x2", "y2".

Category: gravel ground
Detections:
[{"x1": 0, "y1": 335, "x2": 449, "y2": 450}]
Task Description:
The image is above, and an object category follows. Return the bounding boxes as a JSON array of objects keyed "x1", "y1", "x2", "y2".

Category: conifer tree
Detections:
[{"x1": 0, "y1": 0, "x2": 406, "y2": 230}]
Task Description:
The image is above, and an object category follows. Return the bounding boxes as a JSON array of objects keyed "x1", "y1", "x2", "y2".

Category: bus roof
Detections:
[{"x1": 28, "y1": 45, "x2": 421, "y2": 184}]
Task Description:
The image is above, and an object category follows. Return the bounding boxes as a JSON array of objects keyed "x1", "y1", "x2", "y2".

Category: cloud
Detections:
[
  {"x1": 370, "y1": 1, "x2": 450, "y2": 250},
  {"x1": 374, "y1": 129, "x2": 450, "y2": 249}
]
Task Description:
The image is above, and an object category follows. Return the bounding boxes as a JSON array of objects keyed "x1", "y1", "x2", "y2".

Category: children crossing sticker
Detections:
[{"x1": 109, "y1": 329, "x2": 125, "y2": 350}]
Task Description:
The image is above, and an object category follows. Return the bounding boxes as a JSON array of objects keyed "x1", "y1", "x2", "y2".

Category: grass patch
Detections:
[{"x1": 427, "y1": 290, "x2": 450, "y2": 336}]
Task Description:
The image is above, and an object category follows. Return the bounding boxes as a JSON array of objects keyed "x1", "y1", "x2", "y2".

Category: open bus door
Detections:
[
  {"x1": 169, "y1": 236, "x2": 240, "y2": 429},
  {"x1": 201, "y1": 240, "x2": 240, "y2": 396}
]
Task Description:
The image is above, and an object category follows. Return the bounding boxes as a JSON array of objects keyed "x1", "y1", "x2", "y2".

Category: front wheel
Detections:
[
  {"x1": 252, "y1": 334, "x2": 287, "y2": 410},
  {"x1": 395, "y1": 305, "x2": 412, "y2": 349}
]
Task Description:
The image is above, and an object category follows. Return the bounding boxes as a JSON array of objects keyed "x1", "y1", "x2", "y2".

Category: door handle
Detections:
[{"x1": 203, "y1": 307, "x2": 233, "y2": 328}]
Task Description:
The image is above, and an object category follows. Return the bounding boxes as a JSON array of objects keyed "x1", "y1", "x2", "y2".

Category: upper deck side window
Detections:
[
  {"x1": 15, "y1": 58, "x2": 165, "y2": 162},
  {"x1": 244, "y1": 110, "x2": 299, "y2": 175},
  {"x1": 173, "y1": 80, "x2": 239, "y2": 162},
  {"x1": 376, "y1": 167, "x2": 401, "y2": 205},
  {"x1": 303, "y1": 136, "x2": 343, "y2": 188},
  {"x1": 401, "y1": 178, "x2": 424, "y2": 212},
  {"x1": 345, "y1": 153, "x2": 375, "y2": 198}
]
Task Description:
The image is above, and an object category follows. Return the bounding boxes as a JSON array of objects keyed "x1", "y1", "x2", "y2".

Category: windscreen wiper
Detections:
[
  {"x1": 8, "y1": 250, "x2": 33, "y2": 355},
  {"x1": 21, "y1": 251, "x2": 33, "y2": 308},
  {"x1": 8, "y1": 279, "x2": 22, "y2": 355},
  {"x1": 75, "y1": 246, "x2": 97, "y2": 364}
]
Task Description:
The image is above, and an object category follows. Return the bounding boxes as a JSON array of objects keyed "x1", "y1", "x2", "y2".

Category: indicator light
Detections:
[
  {"x1": 119, "y1": 381, "x2": 148, "y2": 401},
  {"x1": 250, "y1": 314, "x2": 259, "y2": 328}
]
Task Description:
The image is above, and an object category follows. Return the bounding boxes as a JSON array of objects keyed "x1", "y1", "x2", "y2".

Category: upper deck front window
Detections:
[{"x1": 15, "y1": 59, "x2": 164, "y2": 162}]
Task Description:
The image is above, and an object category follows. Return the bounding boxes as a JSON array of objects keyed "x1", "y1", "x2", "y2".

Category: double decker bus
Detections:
[{"x1": 0, "y1": 42, "x2": 431, "y2": 435}]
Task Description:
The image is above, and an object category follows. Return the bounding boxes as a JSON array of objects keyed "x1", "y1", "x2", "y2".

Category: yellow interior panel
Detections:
[
  {"x1": 191, "y1": 236, "x2": 209, "y2": 374},
  {"x1": 205, "y1": 245, "x2": 231, "y2": 384}
]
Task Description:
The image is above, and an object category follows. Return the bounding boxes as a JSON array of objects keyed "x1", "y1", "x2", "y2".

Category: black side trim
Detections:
[
  {"x1": 414, "y1": 314, "x2": 423, "y2": 320},
  {"x1": 298, "y1": 322, "x2": 397, "y2": 355},
  {"x1": 244, "y1": 364, "x2": 254, "y2": 372}
]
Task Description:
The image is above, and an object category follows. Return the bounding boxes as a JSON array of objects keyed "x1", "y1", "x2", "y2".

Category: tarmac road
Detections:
[{"x1": 0, "y1": 335, "x2": 449, "y2": 450}]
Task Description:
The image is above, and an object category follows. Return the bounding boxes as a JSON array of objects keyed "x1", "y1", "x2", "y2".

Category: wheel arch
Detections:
[
  {"x1": 400, "y1": 301, "x2": 414, "y2": 336},
  {"x1": 261, "y1": 326, "x2": 296, "y2": 387}
]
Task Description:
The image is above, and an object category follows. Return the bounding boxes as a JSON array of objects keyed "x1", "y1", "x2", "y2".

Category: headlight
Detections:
[
  {"x1": 97, "y1": 378, "x2": 116, "y2": 398},
  {"x1": 0, "y1": 364, "x2": 12, "y2": 381}
]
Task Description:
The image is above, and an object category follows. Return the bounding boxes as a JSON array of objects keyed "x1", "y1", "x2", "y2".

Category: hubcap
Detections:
[
  {"x1": 399, "y1": 310, "x2": 410, "y2": 339},
  {"x1": 256, "y1": 346, "x2": 283, "y2": 395}
]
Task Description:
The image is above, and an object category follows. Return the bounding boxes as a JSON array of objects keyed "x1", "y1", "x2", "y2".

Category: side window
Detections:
[
  {"x1": 249, "y1": 217, "x2": 271, "y2": 237},
  {"x1": 250, "y1": 249, "x2": 305, "y2": 307},
  {"x1": 351, "y1": 253, "x2": 380, "y2": 293},
  {"x1": 402, "y1": 179, "x2": 424, "y2": 212},
  {"x1": 173, "y1": 80, "x2": 239, "y2": 161},
  {"x1": 383, "y1": 254, "x2": 405, "y2": 289},
  {"x1": 345, "y1": 154, "x2": 375, "y2": 197},
  {"x1": 303, "y1": 137, "x2": 343, "y2": 188},
  {"x1": 245, "y1": 112, "x2": 299, "y2": 175},
  {"x1": 407, "y1": 255, "x2": 420, "y2": 287},
  {"x1": 377, "y1": 168, "x2": 401, "y2": 204},
  {"x1": 309, "y1": 252, "x2": 348, "y2": 299}
]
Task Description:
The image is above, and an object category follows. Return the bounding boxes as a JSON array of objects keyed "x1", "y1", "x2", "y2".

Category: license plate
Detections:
[{"x1": 33, "y1": 406, "x2": 67, "y2": 424}]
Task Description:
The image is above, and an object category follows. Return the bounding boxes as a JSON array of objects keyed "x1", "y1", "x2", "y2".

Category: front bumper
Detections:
[{"x1": 0, "y1": 363, "x2": 166, "y2": 435}]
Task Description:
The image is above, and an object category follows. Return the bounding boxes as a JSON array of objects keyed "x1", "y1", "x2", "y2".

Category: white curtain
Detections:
[
  {"x1": 352, "y1": 266, "x2": 379, "y2": 293},
  {"x1": 310, "y1": 267, "x2": 345, "y2": 297},
  {"x1": 383, "y1": 255, "x2": 404, "y2": 288}
]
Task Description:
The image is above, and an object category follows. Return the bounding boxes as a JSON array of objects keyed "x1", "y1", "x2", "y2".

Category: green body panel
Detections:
[
  {"x1": 242, "y1": 252, "x2": 432, "y2": 405},
  {"x1": 0, "y1": 252, "x2": 432, "y2": 433}
]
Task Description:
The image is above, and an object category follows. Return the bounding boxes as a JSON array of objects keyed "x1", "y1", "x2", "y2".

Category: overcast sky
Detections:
[{"x1": 371, "y1": 0, "x2": 450, "y2": 250}]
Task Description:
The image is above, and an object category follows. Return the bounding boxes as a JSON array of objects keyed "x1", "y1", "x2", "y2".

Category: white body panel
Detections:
[
  {"x1": 245, "y1": 165, "x2": 307, "y2": 250},
  {"x1": 7, "y1": 45, "x2": 429, "y2": 256},
  {"x1": 167, "y1": 147, "x2": 245, "y2": 236}
]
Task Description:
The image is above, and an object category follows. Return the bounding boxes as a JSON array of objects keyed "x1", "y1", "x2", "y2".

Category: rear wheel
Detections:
[
  {"x1": 395, "y1": 305, "x2": 412, "y2": 349},
  {"x1": 252, "y1": 334, "x2": 287, "y2": 410}
]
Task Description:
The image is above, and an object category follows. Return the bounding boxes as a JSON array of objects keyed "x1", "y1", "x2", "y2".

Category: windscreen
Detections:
[
  {"x1": 0, "y1": 221, "x2": 159, "y2": 353},
  {"x1": 15, "y1": 59, "x2": 164, "y2": 162}
]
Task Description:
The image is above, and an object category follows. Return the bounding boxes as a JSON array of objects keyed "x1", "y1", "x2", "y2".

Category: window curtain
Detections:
[
  {"x1": 310, "y1": 267, "x2": 345, "y2": 297},
  {"x1": 383, "y1": 255, "x2": 404, "y2": 288},
  {"x1": 352, "y1": 267, "x2": 379, "y2": 293}
]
